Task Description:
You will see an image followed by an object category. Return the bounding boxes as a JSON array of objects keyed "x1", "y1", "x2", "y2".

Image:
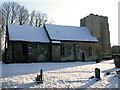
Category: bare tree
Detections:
[
  {"x1": 2, "y1": 2, "x2": 11, "y2": 61},
  {"x1": 34, "y1": 11, "x2": 48, "y2": 27},
  {"x1": 2, "y1": 1, "x2": 50, "y2": 27},
  {"x1": 2, "y1": 2, "x2": 29, "y2": 26},
  {"x1": 2, "y1": 2, "x2": 11, "y2": 25},
  {"x1": 35, "y1": 12, "x2": 39, "y2": 27},
  {"x1": 38, "y1": 12, "x2": 48, "y2": 27},
  {"x1": 35, "y1": 12, "x2": 40, "y2": 27},
  {"x1": 29, "y1": 10, "x2": 35, "y2": 26},
  {"x1": 18, "y1": 6, "x2": 29, "y2": 25},
  {"x1": 9, "y1": 2, "x2": 20, "y2": 24}
]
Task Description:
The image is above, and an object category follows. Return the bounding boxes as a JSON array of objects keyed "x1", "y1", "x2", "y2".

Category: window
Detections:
[
  {"x1": 28, "y1": 46, "x2": 32, "y2": 55},
  {"x1": 23, "y1": 43, "x2": 28, "y2": 56},
  {"x1": 89, "y1": 47, "x2": 92, "y2": 56},
  {"x1": 74, "y1": 44, "x2": 79, "y2": 52},
  {"x1": 61, "y1": 45, "x2": 64, "y2": 56}
]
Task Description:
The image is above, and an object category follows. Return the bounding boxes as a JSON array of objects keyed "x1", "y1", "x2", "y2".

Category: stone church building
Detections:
[{"x1": 4, "y1": 14, "x2": 112, "y2": 63}]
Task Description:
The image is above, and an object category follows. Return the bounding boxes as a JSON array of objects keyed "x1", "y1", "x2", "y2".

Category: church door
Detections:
[{"x1": 82, "y1": 53, "x2": 85, "y2": 62}]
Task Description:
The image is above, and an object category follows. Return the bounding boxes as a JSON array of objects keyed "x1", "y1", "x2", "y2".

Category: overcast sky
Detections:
[{"x1": 1, "y1": 0, "x2": 119, "y2": 46}]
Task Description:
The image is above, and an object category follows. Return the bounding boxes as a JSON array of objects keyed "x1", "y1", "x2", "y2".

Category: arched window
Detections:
[{"x1": 89, "y1": 47, "x2": 92, "y2": 56}]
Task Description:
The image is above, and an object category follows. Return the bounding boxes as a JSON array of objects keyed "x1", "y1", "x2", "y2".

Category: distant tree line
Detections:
[{"x1": 2, "y1": 2, "x2": 49, "y2": 27}]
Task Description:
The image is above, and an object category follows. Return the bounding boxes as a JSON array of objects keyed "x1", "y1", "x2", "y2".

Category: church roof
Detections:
[
  {"x1": 45, "y1": 24, "x2": 98, "y2": 42},
  {"x1": 8, "y1": 24, "x2": 98, "y2": 43},
  {"x1": 8, "y1": 24, "x2": 50, "y2": 43}
]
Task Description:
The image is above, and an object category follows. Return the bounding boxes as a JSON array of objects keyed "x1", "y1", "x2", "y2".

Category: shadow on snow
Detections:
[{"x1": 2, "y1": 61, "x2": 96, "y2": 78}]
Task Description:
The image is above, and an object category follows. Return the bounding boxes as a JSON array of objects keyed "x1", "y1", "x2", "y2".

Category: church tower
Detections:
[{"x1": 80, "y1": 14, "x2": 112, "y2": 60}]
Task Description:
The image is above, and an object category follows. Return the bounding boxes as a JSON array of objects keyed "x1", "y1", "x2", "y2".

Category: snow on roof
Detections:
[
  {"x1": 8, "y1": 24, "x2": 50, "y2": 43},
  {"x1": 45, "y1": 24, "x2": 98, "y2": 42},
  {"x1": 52, "y1": 41, "x2": 61, "y2": 44}
]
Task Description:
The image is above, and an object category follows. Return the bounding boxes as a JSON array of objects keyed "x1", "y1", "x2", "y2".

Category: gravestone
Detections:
[
  {"x1": 36, "y1": 69, "x2": 43, "y2": 84},
  {"x1": 114, "y1": 54, "x2": 120, "y2": 68},
  {"x1": 95, "y1": 68, "x2": 101, "y2": 80},
  {"x1": 40, "y1": 69, "x2": 43, "y2": 81}
]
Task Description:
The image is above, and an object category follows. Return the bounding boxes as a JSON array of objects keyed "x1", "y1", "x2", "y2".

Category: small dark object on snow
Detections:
[
  {"x1": 106, "y1": 72, "x2": 111, "y2": 75},
  {"x1": 36, "y1": 74, "x2": 43, "y2": 84},
  {"x1": 96, "y1": 59, "x2": 100, "y2": 63},
  {"x1": 116, "y1": 70, "x2": 120, "y2": 74},
  {"x1": 90, "y1": 76, "x2": 95, "y2": 79}
]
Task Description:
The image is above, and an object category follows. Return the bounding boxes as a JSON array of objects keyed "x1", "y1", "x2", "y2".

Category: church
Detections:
[{"x1": 4, "y1": 14, "x2": 112, "y2": 63}]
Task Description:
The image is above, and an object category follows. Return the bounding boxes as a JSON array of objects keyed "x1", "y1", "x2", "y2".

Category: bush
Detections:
[{"x1": 106, "y1": 72, "x2": 110, "y2": 75}]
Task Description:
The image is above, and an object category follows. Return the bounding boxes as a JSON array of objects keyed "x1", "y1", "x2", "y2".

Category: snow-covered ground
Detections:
[{"x1": 1, "y1": 60, "x2": 119, "y2": 88}]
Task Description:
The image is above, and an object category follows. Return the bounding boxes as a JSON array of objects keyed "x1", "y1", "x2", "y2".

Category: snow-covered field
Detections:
[{"x1": 1, "y1": 60, "x2": 119, "y2": 88}]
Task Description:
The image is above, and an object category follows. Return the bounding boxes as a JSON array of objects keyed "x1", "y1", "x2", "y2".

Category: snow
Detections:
[
  {"x1": 8, "y1": 24, "x2": 50, "y2": 43},
  {"x1": 45, "y1": 24, "x2": 98, "y2": 42},
  {"x1": 0, "y1": 61, "x2": 2, "y2": 88},
  {"x1": 8, "y1": 24, "x2": 98, "y2": 43},
  {"x1": 1, "y1": 60, "x2": 119, "y2": 88},
  {"x1": 52, "y1": 41, "x2": 61, "y2": 44}
]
